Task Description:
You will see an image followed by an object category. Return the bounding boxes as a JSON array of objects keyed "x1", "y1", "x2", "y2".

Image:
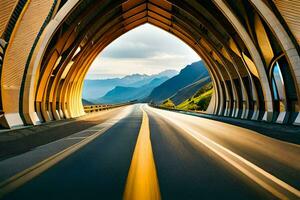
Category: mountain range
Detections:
[
  {"x1": 82, "y1": 70, "x2": 178, "y2": 100},
  {"x1": 83, "y1": 60, "x2": 211, "y2": 106},
  {"x1": 96, "y1": 76, "x2": 169, "y2": 104}
]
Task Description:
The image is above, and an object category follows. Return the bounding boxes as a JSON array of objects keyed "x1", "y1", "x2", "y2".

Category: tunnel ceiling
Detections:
[{"x1": 0, "y1": 0, "x2": 300, "y2": 128}]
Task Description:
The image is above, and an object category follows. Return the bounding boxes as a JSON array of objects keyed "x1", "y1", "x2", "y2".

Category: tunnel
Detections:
[{"x1": 1, "y1": 0, "x2": 300, "y2": 128}]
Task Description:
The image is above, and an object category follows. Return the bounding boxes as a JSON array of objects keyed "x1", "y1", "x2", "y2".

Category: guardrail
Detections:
[
  {"x1": 149, "y1": 104, "x2": 206, "y2": 114},
  {"x1": 83, "y1": 103, "x2": 131, "y2": 113},
  {"x1": 149, "y1": 104, "x2": 182, "y2": 112}
]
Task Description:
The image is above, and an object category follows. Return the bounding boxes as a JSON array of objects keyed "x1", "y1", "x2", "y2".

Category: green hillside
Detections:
[
  {"x1": 160, "y1": 82, "x2": 213, "y2": 111},
  {"x1": 170, "y1": 76, "x2": 210, "y2": 105},
  {"x1": 177, "y1": 89, "x2": 213, "y2": 111},
  {"x1": 160, "y1": 99, "x2": 176, "y2": 109}
]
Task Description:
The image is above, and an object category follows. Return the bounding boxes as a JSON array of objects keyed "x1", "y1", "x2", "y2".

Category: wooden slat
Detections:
[{"x1": 274, "y1": 0, "x2": 300, "y2": 44}]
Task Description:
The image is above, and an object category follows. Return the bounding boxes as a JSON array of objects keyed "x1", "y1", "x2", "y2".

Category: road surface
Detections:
[{"x1": 0, "y1": 104, "x2": 299, "y2": 200}]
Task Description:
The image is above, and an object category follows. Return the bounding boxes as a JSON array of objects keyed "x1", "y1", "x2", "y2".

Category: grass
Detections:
[
  {"x1": 160, "y1": 99, "x2": 176, "y2": 109},
  {"x1": 160, "y1": 82, "x2": 213, "y2": 111},
  {"x1": 176, "y1": 88, "x2": 213, "y2": 111}
]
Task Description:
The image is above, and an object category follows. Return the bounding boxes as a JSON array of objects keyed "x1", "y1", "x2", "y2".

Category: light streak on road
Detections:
[{"x1": 146, "y1": 105, "x2": 300, "y2": 200}]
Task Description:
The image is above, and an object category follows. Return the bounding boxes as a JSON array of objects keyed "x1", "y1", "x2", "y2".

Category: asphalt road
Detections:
[
  {"x1": 0, "y1": 106, "x2": 130, "y2": 160},
  {"x1": 1, "y1": 104, "x2": 299, "y2": 200}
]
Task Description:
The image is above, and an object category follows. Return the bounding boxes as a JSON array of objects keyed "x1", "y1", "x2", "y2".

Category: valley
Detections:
[{"x1": 82, "y1": 61, "x2": 212, "y2": 112}]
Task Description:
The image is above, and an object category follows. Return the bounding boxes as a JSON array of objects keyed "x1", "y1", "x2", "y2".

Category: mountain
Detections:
[
  {"x1": 176, "y1": 82, "x2": 213, "y2": 111},
  {"x1": 96, "y1": 76, "x2": 169, "y2": 104},
  {"x1": 170, "y1": 76, "x2": 211, "y2": 105},
  {"x1": 147, "y1": 61, "x2": 209, "y2": 104},
  {"x1": 82, "y1": 70, "x2": 178, "y2": 100},
  {"x1": 82, "y1": 99, "x2": 94, "y2": 105},
  {"x1": 157, "y1": 70, "x2": 179, "y2": 78}
]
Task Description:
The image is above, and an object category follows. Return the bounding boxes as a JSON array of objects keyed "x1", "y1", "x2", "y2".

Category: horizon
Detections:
[
  {"x1": 84, "y1": 68, "x2": 180, "y2": 80},
  {"x1": 84, "y1": 61, "x2": 204, "y2": 80},
  {"x1": 85, "y1": 60, "x2": 203, "y2": 80}
]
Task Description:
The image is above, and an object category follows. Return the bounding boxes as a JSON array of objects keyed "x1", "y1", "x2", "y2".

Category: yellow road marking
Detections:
[{"x1": 123, "y1": 106, "x2": 161, "y2": 200}]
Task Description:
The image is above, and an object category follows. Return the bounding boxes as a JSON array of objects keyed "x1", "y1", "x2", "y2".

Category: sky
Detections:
[{"x1": 85, "y1": 24, "x2": 200, "y2": 79}]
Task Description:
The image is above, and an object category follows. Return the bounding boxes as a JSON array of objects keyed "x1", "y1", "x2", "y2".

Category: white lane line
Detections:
[
  {"x1": 148, "y1": 106, "x2": 300, "y2": 200},
  {"x1": 0, "y1": 106, "x2": 133, "y2": 198},
  {"x1": 64, "y1": 137, "x2": 88, "y2": 140}
]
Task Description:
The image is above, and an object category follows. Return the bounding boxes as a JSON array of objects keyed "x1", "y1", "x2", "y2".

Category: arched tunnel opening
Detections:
[
  {"x1": 81, "y1": 23, "x2": 212, "y2": 113},
  {"x1": 0, "y1": 0, "x2": 300, "y2": 129}
]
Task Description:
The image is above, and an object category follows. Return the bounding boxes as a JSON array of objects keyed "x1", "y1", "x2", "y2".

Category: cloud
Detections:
[
  {"x1": 101, "y1": 42, "x2": 155, "y2": 59},
  {"x1": 87, "y1": 24, "x2": 200, "y2": 79}
]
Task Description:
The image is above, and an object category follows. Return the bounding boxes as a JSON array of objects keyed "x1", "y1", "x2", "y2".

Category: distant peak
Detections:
[
  {"x1": 124, "y1": 73, "x2": 148, "y2": 78},
  {"x1": 157, "y1": 69, "x2": 178, "y2": 78}
]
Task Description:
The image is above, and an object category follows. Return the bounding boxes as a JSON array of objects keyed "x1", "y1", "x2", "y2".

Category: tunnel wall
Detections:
[{"x1": 0, "y1": 0, "x2": 300, "y2": 128}]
